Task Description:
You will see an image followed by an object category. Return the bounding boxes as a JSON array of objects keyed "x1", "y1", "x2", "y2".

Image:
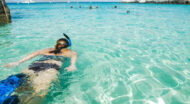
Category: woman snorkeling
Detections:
[{"x1": 1, "y1": 33, "x2": 77, "y2": 104}]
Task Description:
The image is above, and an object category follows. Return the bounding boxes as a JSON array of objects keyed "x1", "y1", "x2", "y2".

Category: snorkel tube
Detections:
[{"x1": 63, "y1": 33, "x2": 71, "y2": 46}]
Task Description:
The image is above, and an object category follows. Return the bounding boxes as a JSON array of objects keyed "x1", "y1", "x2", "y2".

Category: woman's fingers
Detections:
[{"x1": 65, "y1": 66, "x2": 77, "y2": 72}]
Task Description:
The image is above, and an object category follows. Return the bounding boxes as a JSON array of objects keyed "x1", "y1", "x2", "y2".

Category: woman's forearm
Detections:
[
  {"x1": 70, "y1": 52, "x2": 77, "y2": 66},
  {"x1": 4, "y1": 50, "x2": 42, "y2": 68},
  {"x1": 18, "y1": 51, "x2": 41, "y2": 64}
]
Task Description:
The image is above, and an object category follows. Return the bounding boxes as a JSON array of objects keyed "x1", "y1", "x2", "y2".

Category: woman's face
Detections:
[{"x1": 56, "y1": 40, "x2": 66, "y2": 49}]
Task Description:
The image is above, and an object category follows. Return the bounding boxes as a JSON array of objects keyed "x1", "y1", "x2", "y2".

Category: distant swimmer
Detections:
[
  {"x1": 3, "y1": 33, "x2": 78, "y2": 104},
  {"x1": 70, "y1": 6, "x2": 73, "y2": 8},
  {"x1": 79, "y1": 6, "x2": 81, "y2": 8},
  {"x1": 114, "y1": 6, "x2": 117, "y2": 8},
  {"x1": 96, "y1": 6, "x2": 98, "y2": 9},
  {"x1": 126, "y1": 10, "x2": 130, "y2": 14},
  {"x1": 89, "y1": 6, "x2": 93, "y2": 9}
]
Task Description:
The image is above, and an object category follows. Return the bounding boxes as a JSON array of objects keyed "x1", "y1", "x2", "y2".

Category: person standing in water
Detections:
[{"x1": 2, "y1": 33, "x2": 78, "y2": 104}]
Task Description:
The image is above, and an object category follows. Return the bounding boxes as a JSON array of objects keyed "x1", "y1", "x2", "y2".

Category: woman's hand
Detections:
[
  {"x1": 65, "y1": 65, "x2": 77, "y2": 72},
  {"x1": 4, "y1": 62, "x2": 19, "y2": 68}
]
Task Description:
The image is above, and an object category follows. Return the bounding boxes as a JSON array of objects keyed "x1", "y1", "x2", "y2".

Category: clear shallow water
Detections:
[{"x1": 0, "y1": 2, "x2": 190, "y2": 104}]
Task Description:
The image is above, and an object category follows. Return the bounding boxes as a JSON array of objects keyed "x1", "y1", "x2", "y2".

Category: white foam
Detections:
[{"x1": 158, "y1": 98, "x2": 165, "y2": 104}]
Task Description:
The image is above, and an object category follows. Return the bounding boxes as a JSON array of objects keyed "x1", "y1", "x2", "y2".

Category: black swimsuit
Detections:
[{"x1": 28, "y1": 55, "x2": 66, "y2": 73}]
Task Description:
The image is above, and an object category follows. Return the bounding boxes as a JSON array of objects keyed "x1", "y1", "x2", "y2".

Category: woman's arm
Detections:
[
  {"x1": 70, "y1": 51, "x2": 78, "y2": 67},
  {"x1": 4, "y1": 49, "x2": 49, "y2": 68},
  {"x1": 64, "y1": 50, "x2": 78, "y2": 72}
]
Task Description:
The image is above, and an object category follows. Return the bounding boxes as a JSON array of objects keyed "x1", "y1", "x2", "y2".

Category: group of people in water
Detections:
[
  {"x1": 70, "y1": 5, "x2": 118, "y2": 9},
  {"x1": 70, "y1": 5, "x2": 123, "y2": 9},
  {"x1": 69, "y1": 5, "x2": 130, "y2": 13}
]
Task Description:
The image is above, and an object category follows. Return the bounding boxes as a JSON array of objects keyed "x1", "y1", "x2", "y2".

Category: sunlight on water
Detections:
[{"x1": 0, "y1": 2, "x2": 190, "y2": 104}]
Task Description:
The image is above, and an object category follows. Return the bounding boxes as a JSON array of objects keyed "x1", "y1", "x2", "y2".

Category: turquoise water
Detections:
[{"x1": 0, "y1": 2, "x2": 190, "y2": 104}]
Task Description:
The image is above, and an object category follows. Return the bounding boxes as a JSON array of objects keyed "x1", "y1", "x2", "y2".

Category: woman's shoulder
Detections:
[
  {"x1": 60, "y1": 49, "x2": 77, "y2": 57},
  {"x1": 61, "y1": 49, "x2": 73, "y2": 54}
]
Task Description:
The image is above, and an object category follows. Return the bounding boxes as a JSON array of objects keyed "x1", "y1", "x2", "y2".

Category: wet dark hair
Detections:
[{"x1": 50, "y1": 38, "x2": 69, "y2": 54}]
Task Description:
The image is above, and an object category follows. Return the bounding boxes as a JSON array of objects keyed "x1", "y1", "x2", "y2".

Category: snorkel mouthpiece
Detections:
[{"x1": 63, "y1": 33, "x2": 71, "y2": 46}]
